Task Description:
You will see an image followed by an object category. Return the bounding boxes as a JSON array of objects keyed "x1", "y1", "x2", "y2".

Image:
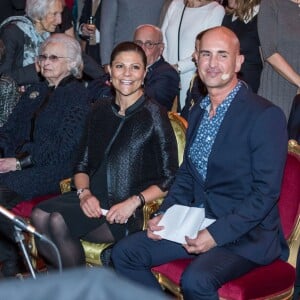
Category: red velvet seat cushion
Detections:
[
  {"x1": 152, "y1": 259, "x2": 296, "y2": 300},
  {"x1": 218, "y1": 260, "x2": 296, "y2": 300},
  {"x1": 278, "y1": 153, "x2": 300, "y2": 239},
  {"x1": 11, "y1": 194, "x2": 58, "y2": 218}
]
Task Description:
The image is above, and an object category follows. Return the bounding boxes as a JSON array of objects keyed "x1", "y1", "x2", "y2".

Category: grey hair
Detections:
[
  {"x1": 39, "y1": 33, "x2": 83, "y2": 79},
  {"x1": 134, "y1": 24, "x2": 163, "y2": 42},
  {"x1": 26, "y1": 0, "x2": 60, "y2": 20}
]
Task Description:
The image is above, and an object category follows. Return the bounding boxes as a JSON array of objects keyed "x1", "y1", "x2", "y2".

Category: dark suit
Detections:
[
  {"x1": 288, "y1": 94, "x2": 300, "y2": 143},
  {"x1": 79, "y1": 0, "x2": 102, "y2": 65},
  {"x1": 112, "y1": 83, "x2": 288, "y2": 299},
  {"x1": 144, "y1": 56, "x2": 180, "y2": 111}
]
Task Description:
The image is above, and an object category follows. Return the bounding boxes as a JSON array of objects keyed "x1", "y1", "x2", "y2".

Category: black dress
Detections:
[
  {"x1": 222, "y1": 13, "x2": 262, "y2": 93},
  {"x1": 38, "y1": 95, "x2": 178, "y2": 241}
]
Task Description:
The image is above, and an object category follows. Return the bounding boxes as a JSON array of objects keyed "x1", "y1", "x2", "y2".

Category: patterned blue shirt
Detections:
[{"x1": 189, "y1": 81, "x2": 242, "y2": 180}]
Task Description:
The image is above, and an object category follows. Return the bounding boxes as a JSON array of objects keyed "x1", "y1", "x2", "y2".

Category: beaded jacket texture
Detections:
[
  {"x1": 74, "y1": 96, "x2": 178, "y2": 235},
  {"x1": 0, "y1": 78, "x2": 90, "y2": 199}
]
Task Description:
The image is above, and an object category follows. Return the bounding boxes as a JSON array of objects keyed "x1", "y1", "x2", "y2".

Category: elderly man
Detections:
[
  {"x1": 134, "y1": 24, "x2": 179, "y2": 111},
  {"x1": 112, "y1": 26, "x2": 288, "y2": 300}
]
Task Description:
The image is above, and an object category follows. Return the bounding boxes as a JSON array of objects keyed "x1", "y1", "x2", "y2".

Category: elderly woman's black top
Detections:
[{"x1": 0, "y1": 77, "x2": 89, "y2": 202}]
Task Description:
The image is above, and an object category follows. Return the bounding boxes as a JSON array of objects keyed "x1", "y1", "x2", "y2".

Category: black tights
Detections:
[{"x1": 31, "y1": 208, "x2": 115, "y2": 269}]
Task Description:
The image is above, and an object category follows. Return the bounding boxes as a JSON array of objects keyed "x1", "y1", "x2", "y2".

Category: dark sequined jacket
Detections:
[{"x1": 74, "y1": 95, "x2": 178, "y2": 233}]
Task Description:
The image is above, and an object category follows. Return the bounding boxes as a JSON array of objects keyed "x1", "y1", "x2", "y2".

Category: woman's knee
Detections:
[
  {"x1": 31, "y1": 208, "x2": 47, "y2": 226},
  {"x1": 48, "y1": 212, "x2": 67, "y2": 235}
]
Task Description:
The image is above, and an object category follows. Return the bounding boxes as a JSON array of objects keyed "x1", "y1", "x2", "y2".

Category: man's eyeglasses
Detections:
[
  {"x1": 134, "y1": 40, "x2": 162, "y2": 49},
  {"x1": 38, "y1": 54, "x2": 69, "y2": 62}
]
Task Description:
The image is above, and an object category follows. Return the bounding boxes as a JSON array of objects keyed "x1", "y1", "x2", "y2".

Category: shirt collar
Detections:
[{"x1": 200, "y1": 81, "x2": 243, "y2": 113}]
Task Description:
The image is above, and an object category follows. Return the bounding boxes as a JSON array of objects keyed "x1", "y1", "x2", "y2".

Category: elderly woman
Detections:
[
  {"x1": 0, "y1": 33, "x2": 89, "y2": 277},
  {"x1": 0, "y1": 0, "x2": 63, "y2": 85},
  {"x1": 31, "y1": 41, "x2": 178, "y2": 269}
]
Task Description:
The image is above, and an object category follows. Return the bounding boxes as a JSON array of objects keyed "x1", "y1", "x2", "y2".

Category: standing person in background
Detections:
[
  {"x1": 161, "y1": 0, "x2": 224, "y2": 110},
  {"x1": 158, "y1": 0, "x2": 173, "y2": 27},
  {"x1": 100, "y1": 0, "x2": 165, "y2": 73},
  {"x1": 78, "y1": 0, "x2": 102, "y2": 65},
  {"x1": 257, "y1": 0, "x2": 300, "y2": 118},
  {"x1": 222, "y1": 0, "x2": 262, "y2": 93}
]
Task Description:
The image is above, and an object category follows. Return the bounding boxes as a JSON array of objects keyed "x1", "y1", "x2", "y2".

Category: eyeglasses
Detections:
[
  {"x1": 38, "y1": 54, "x2": 69, "y2": 62},
  {"x1": 134, "y1": 40, "x2": 162, "y2": 49}
]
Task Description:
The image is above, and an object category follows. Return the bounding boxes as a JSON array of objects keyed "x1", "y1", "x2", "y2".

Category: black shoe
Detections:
[{"x1": 1, "y1": 259, "x2": 21, "y2": 277}]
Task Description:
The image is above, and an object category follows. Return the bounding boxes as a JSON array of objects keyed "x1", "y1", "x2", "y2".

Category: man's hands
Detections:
[
  {"x1": 146, "y1": 214, "x2": 164, "y2": 240},
  {"x1": 183, "y1": 229, "x2": 217, "y2": 254}
]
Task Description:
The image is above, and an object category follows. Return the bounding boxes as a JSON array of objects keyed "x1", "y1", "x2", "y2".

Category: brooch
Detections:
[{"x1": 29, "y1": 91, "x2": 39, "y2": 99}]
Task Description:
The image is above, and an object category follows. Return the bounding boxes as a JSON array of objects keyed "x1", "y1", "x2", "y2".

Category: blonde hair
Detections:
[{"x1": 232, "y1": 0, "x2": 261, "y2": 21}]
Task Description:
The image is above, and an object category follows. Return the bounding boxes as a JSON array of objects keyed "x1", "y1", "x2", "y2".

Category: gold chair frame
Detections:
[{"x1": 152, "y1": 140, "x2": 300, "y2": 300}]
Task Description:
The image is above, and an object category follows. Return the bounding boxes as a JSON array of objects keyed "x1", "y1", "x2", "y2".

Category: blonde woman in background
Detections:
[{"x1": 222, "y1": 0, "x2": 262, "y2": 93}]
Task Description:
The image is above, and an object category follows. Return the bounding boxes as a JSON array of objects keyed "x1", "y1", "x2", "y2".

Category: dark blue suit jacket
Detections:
[
  {"x1": 160, "y1": 83, "x2": 289, "y2": 265},
  {"x1": 144, "y1": 56, "x2": 180, "y2": 111}
]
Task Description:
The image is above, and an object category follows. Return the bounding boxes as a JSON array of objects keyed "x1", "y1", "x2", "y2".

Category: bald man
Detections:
[
  {"x1": 112, "y1": 26, "x2": 288, "y2": 300},
  {"x1": 134, "y1": 24, "x2": 179, "y2": 111}
]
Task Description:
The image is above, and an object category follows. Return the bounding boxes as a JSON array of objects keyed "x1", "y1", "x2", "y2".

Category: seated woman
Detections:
[
  {"x1": 31, "y1": 41, "x2": 179, "y2": 269},
  {"x1": 0, "y1": 33, "x2": 89, "y2": 277}
]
